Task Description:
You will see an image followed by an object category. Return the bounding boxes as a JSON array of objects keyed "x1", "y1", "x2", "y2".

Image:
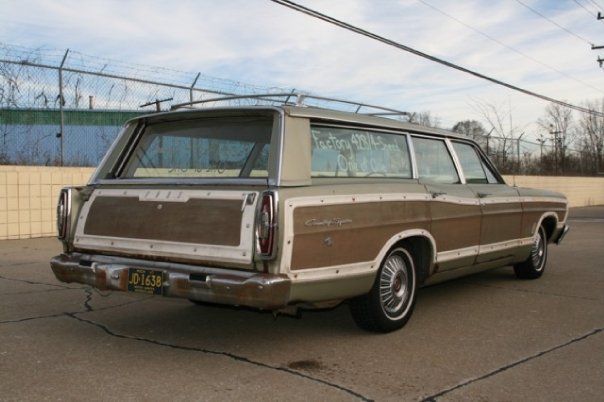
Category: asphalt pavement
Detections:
[{"x1": 1, "y1": 207, "x2": 603, "y2": 401}]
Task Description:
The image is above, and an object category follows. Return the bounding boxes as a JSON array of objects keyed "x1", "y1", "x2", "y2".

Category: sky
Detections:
[{"x1": 1, "y1": 0, "x2": 604, "y2": 143}]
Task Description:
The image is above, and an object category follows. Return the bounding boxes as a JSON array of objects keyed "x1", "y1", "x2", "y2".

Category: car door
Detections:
[
  {"x1": 450, "y1": 141, "x2": 522, "y2": 264},
  {"x1": 412, "y1": 136, "x2": 482, "y2": 271}
]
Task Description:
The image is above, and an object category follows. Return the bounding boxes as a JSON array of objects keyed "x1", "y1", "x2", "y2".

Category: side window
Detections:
[
  {"x1": 452, "y1": 142, "x2": 499, "y2": 184},
  {"x1": 310, "y1": 126, "x2": 412, "y2": 178},
  {"x1": 412, "y1": 136, "x2": 459, "y2": 184}
]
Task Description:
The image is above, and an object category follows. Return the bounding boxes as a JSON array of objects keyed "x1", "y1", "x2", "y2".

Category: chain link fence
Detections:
[
  {"x1": 0, "y1": 44, "x2": 293, "y2": 166},
  {"x1": 476, "y1": 134, "x2": 594, "y2": 176},
  {"x1": 1, "y1": 43, "x2": 600, "y2": 175}
]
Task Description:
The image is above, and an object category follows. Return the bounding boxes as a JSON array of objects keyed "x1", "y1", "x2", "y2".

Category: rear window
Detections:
[
  {"x1": 120, "y1": 116, "x2": 273, "y2": 178},
  {"x1": 311, "y1": 126, "x2": 412, "y2": 178}
]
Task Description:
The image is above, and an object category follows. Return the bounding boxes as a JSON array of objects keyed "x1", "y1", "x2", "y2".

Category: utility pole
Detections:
[
  {"x1": 516, "y1": 132, "x2": 525, "y2": 174},
  {"x1": 485, "y1": 128, "x2": 494, "y2": 157},
  {"x1": 592, "y1": 13, "x2": 604, "y2": 66},
  {"x1": 536, "y1": 135, "x2": 547, "y2": 173},
  {"x1": 549, "y1": 124, "x2": 562, "y2": 175}
]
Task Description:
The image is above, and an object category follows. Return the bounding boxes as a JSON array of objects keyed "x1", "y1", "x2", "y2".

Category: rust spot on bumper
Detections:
[{"x1": 50, "y1": 254, "x2": 291, "y2": 310}]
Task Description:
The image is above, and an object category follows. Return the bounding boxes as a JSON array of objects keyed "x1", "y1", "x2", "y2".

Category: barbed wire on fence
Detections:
[
  {"x1": 0, "y1": 43, "x2": 298, "y2": 166},
  {"x1": 0, "y1": 43, "x2": 601, "y2": 175}
]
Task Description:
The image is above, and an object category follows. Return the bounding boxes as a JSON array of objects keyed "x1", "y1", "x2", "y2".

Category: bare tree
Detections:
[
  {"x1": 469, "y1": 99, "x2": 520, "y2": 172},
  {"x1": 578, "y1": 99, "x2": 604, "y2": 174},
  {"x1": 409, "y1": 111, "x2": 441, "y2": 128},
  {"x1": 451, "y1": 120, "x2": 488, "y2": 148},
  {"x1": 537, "y1": 103, "x2": 574, "y2": 174}
]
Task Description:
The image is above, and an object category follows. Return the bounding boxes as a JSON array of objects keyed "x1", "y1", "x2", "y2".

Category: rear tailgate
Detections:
[{"x1": 74, "y1": 188, "x2": 259, "y2": 266}]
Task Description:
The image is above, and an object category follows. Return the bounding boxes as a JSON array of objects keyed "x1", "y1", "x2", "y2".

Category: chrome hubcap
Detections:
[
  {"x1": 379, "y1": 254, "x2": 409, "y2": 315},
  {"x1": 531, "y1": 229, "x2": 546, "y2": 270}
]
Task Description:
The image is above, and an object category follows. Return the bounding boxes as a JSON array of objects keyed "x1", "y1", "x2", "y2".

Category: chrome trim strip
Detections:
[
  {"x1": 446, "y1": 138, "x2": 467, "y2": 184},
  {"x1": 436, "y1": 245, "x2": 479, "y2": 263},
  {"x1": 115, "y1": 120, "x2": 146, "y2": 179},
  {"x1": 285, "y1": 192, "x2": 431, "y2": 209},
  {"x1": 57, "y1": 188, "x2": 72, "y2": 240},
  {"x1": 407, "y1": 133, "x2": 418, "y2": 179},
  {"x1": 273, "y1": 109, "x2": 285, "y2": 187},
  {"x1": 480, "y1": 196, "x2": 525, "y2": 205},
  {"x1": 519, "y1": 196, "x2": 568, "y2": 204},
  {"x1": 477, "y1": 237, "x2": 534, "y2": 255},
  {"x1": 431, "y1": 194, "x2": 481, "y2": 206},
  {"x1": 554, "y1": 225, "x2": 570, "y2": 244},
  {"x1": 96, "y1": 178, "x2": 269, "y2": 186}
]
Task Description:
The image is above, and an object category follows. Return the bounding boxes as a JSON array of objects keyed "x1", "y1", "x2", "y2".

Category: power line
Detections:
[
  {"x1": 586, "y1": 0, "x2": 604, "y2": 11},
  {"x1": 417, "y1": 0, "x2": 602, "y2": 95},
  {"x1": 572, "y1": 0, "x2": 598, "y2": 17},
  {"x1": 514, "y1": 0, "x2": 594, "y2": 45},
  {"x1": 269, "y1": 0, "x2": 604, "y2": 117}
]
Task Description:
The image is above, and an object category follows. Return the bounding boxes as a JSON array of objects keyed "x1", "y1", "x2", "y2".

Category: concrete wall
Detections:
[
  {"x1": 503, "y1": 175, "x2": 604, "y2": 208},
  {"x1": 1, "y1": 165, "x2": 603, "y2": 240}
]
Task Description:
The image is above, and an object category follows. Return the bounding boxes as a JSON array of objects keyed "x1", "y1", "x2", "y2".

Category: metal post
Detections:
[
  {"x1": 58, "y1": 49, "x2": 69, "y2": 166},
  {"x1": 549, "y1": 125, "x2": 561, "y2": 175},
  {"x1": 190, "y1": 72, "x2": 201, "y2": 103},
  {"x1": 485, "y1": 128, "x2": 493, "y2": 157},
  {"x1": 516, "y1": 132, "x2": 525, "y2": 174},
  {"x1": 537, "y1": 136, "x2": 546, "y2": 173}
]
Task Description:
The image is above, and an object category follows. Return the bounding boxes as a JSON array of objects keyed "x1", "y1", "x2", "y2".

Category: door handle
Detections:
[
  {"x1": 431, "y1": 191, "x2": 446, "y2": 199},
  {"x1": 477, "y1": 192, "x2": 491, "y2": 198}
]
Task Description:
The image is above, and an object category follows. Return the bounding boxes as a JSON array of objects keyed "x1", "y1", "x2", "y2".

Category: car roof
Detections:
[{"x1": 130, "y1": 104, "x2": 473, "y2": 143}]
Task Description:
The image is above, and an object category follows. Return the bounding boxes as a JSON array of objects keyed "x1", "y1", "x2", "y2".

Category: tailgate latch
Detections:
[{"x1": 242, "y1": 192, "x2": 257, "y2": 211}]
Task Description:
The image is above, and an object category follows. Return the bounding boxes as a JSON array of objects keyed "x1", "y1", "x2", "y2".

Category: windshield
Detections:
[{"x1": 120, "y1": 116, "x2": 273, "y2": 178}]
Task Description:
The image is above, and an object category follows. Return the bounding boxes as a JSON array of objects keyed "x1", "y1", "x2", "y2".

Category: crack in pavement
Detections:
[
  {"x1": 471, "y1": 282, "x2": 602, "y2": 302},
  {"x1": 83, "y1": 288, "x2": 94, "y2": 312},
  {"x1": 65, "y1": 312, "x2": 372, "y2": 401},
  {"x1": 0, "y1": 313, "x2": 67, "y2": 324},
  {"x1": 421, "y1": 326, "x2": 604, "y2": 401},
  {"x1": 0, "y1": 274, "x2": 74, "y2": 289},
  {"x1": 0, "y1": 261, "x2": 42, "y2": 268},
  {"x1": 0, "y1": 287, "x2": 78, "y2": 297},
  {"x1": 7, "y1": 256, "x2": 357, "y2": 392},
  {"x1": 0, "y1": 286, "x2": 149, "y2": 325}
]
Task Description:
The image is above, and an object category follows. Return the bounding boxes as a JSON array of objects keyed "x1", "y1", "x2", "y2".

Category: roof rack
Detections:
[{"x1": 170, "y1": 92, "x2": 412, "y2": 121}]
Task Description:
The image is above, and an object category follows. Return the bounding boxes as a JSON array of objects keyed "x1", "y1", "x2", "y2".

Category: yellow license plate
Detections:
[{"x1": 127, "y1": 268, "x2": 164, "y2": 295}]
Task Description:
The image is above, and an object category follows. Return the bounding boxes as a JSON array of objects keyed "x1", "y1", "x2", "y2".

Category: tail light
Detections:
[
  {"x1": 57, "y1": 188, "x2": 71, "y2": 239},
  {"x1": 256, "y1": 191, "x2": 276, "y2": 257}
]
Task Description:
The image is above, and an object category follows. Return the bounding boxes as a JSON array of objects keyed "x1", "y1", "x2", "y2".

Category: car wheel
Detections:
[
  {"x1": 514, "y1": 225, "x2": 548, "y2": 279},
  {"x1": 350, "y1": 245, "x2": 417, "y2": 332}
]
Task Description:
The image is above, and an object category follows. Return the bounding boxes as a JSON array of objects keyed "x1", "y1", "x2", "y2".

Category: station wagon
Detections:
[{"x1": 51, "y1": 94, "x2": 569, "y2": 332}]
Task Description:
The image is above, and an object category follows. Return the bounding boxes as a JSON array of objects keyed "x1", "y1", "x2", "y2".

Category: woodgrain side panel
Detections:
[
  {"x1": 84, "y1": 196, "x2": 242, "y2": 245},
  {"x1": 291, "y1": 201, "x2": 431, "y2": 270},
  {"x1": 429, "y1": 202, "x2": 481, "y2": 252},
  {"x1": 480, "y1": 202, "x2": 523, "y2": 245},
  {"x1": 520, "y1": 201, "x2": 568, "y2": 238}
]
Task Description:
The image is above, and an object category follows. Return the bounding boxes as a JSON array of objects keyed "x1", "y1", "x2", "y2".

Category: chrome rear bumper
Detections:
[
  {"x1": 553, "y1": 224, "x2": 570, "y2": 245},
  {"x1": 50, "y1": 253, "x2": 291, "y2": 310}
]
